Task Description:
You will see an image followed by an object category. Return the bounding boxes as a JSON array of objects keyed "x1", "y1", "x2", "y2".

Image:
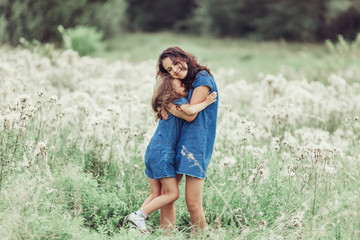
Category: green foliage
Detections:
[
  {"x1": 173, "y1": 0, "x2": 212, "y2": 35},
  {"x1": 0, "y1": 0, "x2": 87, "y2": 44},
  {"x1": 75, "y1": 0, "x2": 127, "y2": 38},
  {"x1": 159, "y1": 0, "x2": 360, "y2": 41},
  {"x1": 58, "y1": 25, "x2": 106, "y2": 56},
  {"x1": 181, "y1": 0, "x2": 325, "y2": 40},
  {"x1": 55, "y1": 166, "x2": 129, "y2": 236},
  {"x1": 1, "y1": 0, "x2": 359, "y2": 43},
  {"x1": 0, "y1": 0, "x2": 126, "y2": 45},
  {"x1": 196, "y1": 0, "x2": 261, "y2": 37},
  {"x1": 255, "y1": 0, "x2": 324, "y2": 41},
  {"x1": 325, "y1": 33, "x2": 360, "y2": 54},
  {"x1": 125, "y1": 0, "x2": 195, "y2": 31},
  {"x1": 0, "y1": 172, "x2": 84, "y2": 239},
  {"x1": 324, "y1": 0, "x2": 360, "y2": 40}
]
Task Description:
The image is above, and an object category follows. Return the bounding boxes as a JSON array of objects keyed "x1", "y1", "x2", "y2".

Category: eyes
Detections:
[
  {"x1": 162, "y1": 57, "x2": 187, "y2": 79},
  {"x1": 166, "y1": 61, "x2": 181, "y2": 74}
]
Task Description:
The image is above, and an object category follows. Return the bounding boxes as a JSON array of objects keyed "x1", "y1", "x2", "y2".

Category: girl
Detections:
[
  {"x1": 128, "y1": 75, "x2": 217, "y2": 233},
  {"x1": 157, "y1": 46, "x2": 219, "y2": 234}
]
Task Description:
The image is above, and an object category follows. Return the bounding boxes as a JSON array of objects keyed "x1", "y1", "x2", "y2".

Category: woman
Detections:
[{"x1": 157, "y1": 46, "x2": 219, "y2": 234}]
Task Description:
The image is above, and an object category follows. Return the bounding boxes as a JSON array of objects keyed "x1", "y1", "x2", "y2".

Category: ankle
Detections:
[{"x1": 136, "y1": 208, "x2": 148, "y2": 219}]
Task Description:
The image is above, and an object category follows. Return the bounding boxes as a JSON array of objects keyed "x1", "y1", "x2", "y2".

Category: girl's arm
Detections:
[
  {"x1": 178, "y1": 91, "x2": 217, "y2": 115},
  {"x1": 166, "y1": 103, "x2": 196, "y2": 122},
  {"x1": 167, "y1": 86, "x2": 212, "y2": 122}
]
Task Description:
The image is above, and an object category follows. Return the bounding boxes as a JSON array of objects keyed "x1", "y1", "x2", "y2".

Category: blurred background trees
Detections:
[
  {"x1": 1, "y1": 0, "x2": 360, "y2": 45},
  {"x1": 0, "y1": 0, "x2": 126, "y2": 45}
]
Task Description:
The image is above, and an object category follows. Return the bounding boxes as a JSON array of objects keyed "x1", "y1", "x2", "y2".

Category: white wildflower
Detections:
[
  {"x1": 222, "y1": 156, "x2": 237, "y2": 166},
  {"x1": 34, "y1": 142, "x2": 47, "y2": 158},
  {"x1": 17, "y1": 94, "x2": 30, "y2": 106},
  {"x1": 49, "y1": 95, "x2": 58, "y2": 104},
  {"x1": 248, "y1": 175, "x2": 256, "y2": 183},
  {"x1": 301, "y1": 173, "x2": 309, "y2": 183},
  {"x1": 289, "y1": 211, "x2": 304, "y2": 228}
]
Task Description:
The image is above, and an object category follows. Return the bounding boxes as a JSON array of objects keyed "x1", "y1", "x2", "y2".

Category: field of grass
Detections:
[
  {"x1": 99, "y1": 32, "x2": 359, "y2": 84},
  {"x1": 0, "y1": 33, "x2": 360, "y2": 239}
]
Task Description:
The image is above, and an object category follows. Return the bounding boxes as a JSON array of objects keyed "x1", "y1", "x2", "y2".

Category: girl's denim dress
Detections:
[{"x1": 144, "y1": 97, "x2": 188, "y2": 180}]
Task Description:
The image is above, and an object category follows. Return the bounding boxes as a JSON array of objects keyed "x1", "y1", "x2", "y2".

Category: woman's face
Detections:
[
  {"x1": 162, "y1": 57, "x2": 188, "y2": 80},
  {"x1": 172, "y1": 79, "x2": 188, "y2": 98}
]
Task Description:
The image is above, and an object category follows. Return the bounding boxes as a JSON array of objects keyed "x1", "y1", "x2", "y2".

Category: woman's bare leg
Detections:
[
  {"x1": 160, "y1": 174, "x2": 183, "y2": 230},
  {"x1": 185, "y1": 175, "x2": 205, "y2": 234}
]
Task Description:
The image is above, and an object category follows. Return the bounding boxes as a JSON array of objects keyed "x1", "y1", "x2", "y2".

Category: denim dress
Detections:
[
  {"x1": 175, "y1": 70, "x2": 219, "y2": 179},
  {"x1": 144, "y1": 97, "x2": 189, "y2": 180}
]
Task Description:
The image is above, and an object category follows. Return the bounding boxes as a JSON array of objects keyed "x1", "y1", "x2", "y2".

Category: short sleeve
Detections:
[
  {"x1": 192, "y1": 70, "x2": 214, "y2": 90},
  {"x1": 173, "y1": 97, "x2": 189, "y2": 106}
]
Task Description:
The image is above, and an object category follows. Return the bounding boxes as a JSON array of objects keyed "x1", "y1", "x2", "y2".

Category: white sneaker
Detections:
[
  {"x1": 129, "y1": 224, "x2": 137, "y2": 231},
  {"x1": 128, "y1": 212, "x2": 147, "y2": 233}
]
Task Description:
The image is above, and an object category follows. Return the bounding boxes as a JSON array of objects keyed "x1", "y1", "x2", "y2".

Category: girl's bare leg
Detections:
[
  {"x1": 142, "y1": 177, "x2": 179, "y2": 215},
  {"x1": 141, "y1": 178, "x2": 161, "y2": 209},
  {"x1": 160, "y1": 174, "x2": 183, "y2": 230},
  {"x1": 159, "y1": 194, "x2": 176, "y2": 230},
  {"x1": 129, "y1": 178, "x2": 161, "y2": 232},
  {"x1": 185, "y1": 175, "x2": 205, "y2": 234}
]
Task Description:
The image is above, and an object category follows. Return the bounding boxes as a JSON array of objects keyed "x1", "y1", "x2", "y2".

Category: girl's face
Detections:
[
  {"x1": 162, "y1": 57, "x2": 188, "y2": 80},
  {"x1": 172, "y1": 79, "x2": 188, "y2": 98}
]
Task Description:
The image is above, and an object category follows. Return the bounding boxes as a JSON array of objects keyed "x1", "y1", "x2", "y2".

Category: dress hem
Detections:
[{"x1": 175, "y1": 171, "x2": 205, "y2": 179}]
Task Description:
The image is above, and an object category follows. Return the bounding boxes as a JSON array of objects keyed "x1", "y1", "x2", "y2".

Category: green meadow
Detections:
[{"x1": 0, "y1": 33, "x2": 359, "y2": 239}]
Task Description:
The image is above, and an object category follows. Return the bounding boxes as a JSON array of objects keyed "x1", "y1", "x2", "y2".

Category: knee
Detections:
[
  {"x1": 173, "y1": 190, "x2": 180, "y2": 201},
  {"x1": 162, "y1": 188, "x2": 179, "y2": 202},
  {"x1": 186, "y1": 197, "x2": 202, "y2": 213},
  {"x1": 150, "y1": 189, "x2": 161, "y2": 199},
  {"x1": 169, "y1": 189, "x2": 180, "y2": 202}
]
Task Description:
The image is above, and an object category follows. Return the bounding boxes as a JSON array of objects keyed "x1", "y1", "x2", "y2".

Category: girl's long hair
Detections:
[
  {"x1": 151, "y1": 75, "x2": 178, "y2": 120},
  {"x1": 157, "y1": 46, "x2": 211, "y2": 90}
]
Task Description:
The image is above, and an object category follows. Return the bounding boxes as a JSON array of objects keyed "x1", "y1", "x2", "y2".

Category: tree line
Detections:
[{"x1": 1, "y1": 0, "x2": 360, "y2": 45}]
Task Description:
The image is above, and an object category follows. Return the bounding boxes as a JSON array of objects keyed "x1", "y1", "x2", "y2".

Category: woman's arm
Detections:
[
  {"x1": 167, "y1": 86, "x2": 211, "y2": 122},
  {"x1": 190, "y1": 86, "x2": 211, "y2": 105},
  {"x1": 178, "y1": 91, "x2": 217, "y2": 115}
]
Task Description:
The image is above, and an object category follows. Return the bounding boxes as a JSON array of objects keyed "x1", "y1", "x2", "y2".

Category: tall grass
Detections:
[{"x1": 0, "y1": 35, "x2": 359, "y2": 239}]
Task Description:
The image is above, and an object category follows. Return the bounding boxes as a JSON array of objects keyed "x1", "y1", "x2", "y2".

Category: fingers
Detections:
[
  {"x1": 160, "y1": 109, "x2": 168, "y2": 119},
  {"x1": 209, "y1": 91, "x2": 217, "y2": 101},
  {"x1": 206, "y1": 91, "x2": 217, "y2": 104},
  {"x1": 209, "y1": 91, "x2": 217, "y2": 97}
]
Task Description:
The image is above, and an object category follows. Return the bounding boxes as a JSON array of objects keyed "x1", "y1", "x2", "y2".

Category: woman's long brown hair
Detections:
[
  {"x1": 157, "y1": 46, "x2": 211, "y2": 90},
  {"x1": 151, "y1": 75, "x2": 178, "y2": 120}
]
